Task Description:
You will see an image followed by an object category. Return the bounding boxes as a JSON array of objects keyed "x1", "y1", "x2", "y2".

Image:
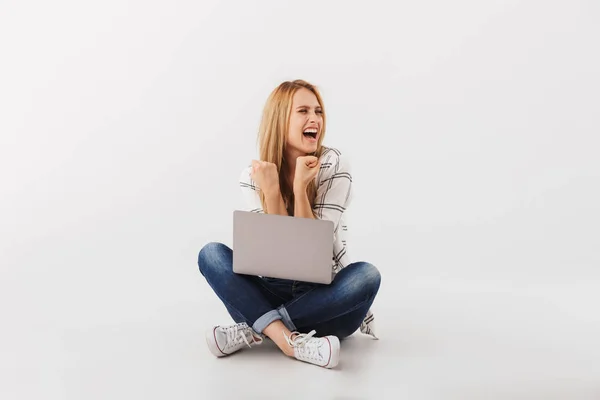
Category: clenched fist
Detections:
[
  {"x1": 251, "y1": 160, "x2": 280, "y2": 196},
  {"x1": 294, "y1": 156, "x2": 320, "y2": 193}
]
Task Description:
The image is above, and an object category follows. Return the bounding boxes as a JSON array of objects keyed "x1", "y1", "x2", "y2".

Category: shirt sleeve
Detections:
[
  {"x1": 313, "y1": 152, "x2": 352, "y2": 235},
  {"x1": 239, "y1": 166, "x2": 264, "y2": 213}
]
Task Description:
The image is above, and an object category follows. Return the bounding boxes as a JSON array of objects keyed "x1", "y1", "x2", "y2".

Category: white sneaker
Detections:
[
  {"x1": 206, "y1": 322, "x2": 263, "y2": 357},
  {"x1": 284, "y1": 330, "x2": 340, "y2": 368}
]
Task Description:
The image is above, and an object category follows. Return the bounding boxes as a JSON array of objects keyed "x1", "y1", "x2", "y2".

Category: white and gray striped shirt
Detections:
[{"x1": 239, "y1": 146, "x2": 377, "y2": 339}]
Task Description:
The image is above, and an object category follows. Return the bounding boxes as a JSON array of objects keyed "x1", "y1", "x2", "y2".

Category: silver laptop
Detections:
[{"x1": 232, "y1": 210, "x2": 334, "y2": 284}]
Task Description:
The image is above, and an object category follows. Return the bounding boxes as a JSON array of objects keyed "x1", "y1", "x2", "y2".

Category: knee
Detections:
[
  {"x1": 197, "y1": 242, "x2": 231, "y2": 277},
  {"x1": 361, "y1": 262, "x2": 381, "y2": 295},
  {"x1": 351, "y1": 262, "x2": 381, "y2": 296},
  {"x1": 339, "y1": 262, "x2": 381, "y2": 298}
]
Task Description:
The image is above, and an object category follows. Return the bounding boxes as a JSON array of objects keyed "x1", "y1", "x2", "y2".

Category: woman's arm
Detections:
[
  {"x1": 294, "y1": 185, "x2": 315, "y2": 219},
  {"x1": 309, "y1": 152, "x2": 352, "y2": 232},
  {"x1": 264, "y1": 188, "x2": 289, "y2": 217},
  {"x1": 240, "y1": 163, "x2": 288, "y2": 216}
]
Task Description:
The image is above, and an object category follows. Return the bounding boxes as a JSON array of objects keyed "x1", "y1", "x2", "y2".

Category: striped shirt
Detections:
[{"x1": 238, "y1": 146, "x2": 377, "y2": 339}]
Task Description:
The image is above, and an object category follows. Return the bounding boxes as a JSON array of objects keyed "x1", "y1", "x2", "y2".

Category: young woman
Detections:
[{"x1": 197, "y1": 79, "x2": 381, "y2": 369}]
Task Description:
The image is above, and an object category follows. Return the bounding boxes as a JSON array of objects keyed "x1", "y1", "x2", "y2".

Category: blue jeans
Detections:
[{"x1": 197, "y1": 242, "x2": 381, "y2": 339}]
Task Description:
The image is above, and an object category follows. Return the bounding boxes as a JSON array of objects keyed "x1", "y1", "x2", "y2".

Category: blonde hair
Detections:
[{"x1": 257, "y1": 79, "x2": 327, "y2": 215}]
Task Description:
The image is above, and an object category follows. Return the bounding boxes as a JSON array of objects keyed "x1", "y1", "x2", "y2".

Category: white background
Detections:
[{"x1": 1, "y1": 0, "x2": 599, "y2": 398}]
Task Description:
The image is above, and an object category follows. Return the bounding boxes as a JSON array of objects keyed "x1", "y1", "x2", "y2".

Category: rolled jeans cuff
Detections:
[
  {"x1": 252, "y1": 310, "x2": 282, "y2": 334},
  {"x1": 277, "y1": 305, "x2": 297, "y2": 332}
]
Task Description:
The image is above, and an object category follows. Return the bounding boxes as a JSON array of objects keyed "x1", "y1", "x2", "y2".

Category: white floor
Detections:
[{"x1": 3, "y1": 274, "x2": 599, "y2": 400}]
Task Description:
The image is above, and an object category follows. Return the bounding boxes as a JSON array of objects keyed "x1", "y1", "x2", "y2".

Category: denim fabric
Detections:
[{"x1": 197, "y1": 242, "x2": 381, "y2": 339}]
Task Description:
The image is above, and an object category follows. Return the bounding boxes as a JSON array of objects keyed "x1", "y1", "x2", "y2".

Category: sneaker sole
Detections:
[{"x1": 324, "y1": 336, "x2": 340, "y2": 368}]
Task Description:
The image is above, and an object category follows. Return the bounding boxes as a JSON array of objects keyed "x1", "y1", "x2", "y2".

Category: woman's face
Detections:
[{"x1": 286, "y1": 88, "x2": 323, "y2": 157}]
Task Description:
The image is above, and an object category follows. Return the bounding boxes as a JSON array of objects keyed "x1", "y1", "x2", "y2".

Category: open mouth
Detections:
[{"x1": 303, "y1": 128, "x2": 318, "y2": 141}]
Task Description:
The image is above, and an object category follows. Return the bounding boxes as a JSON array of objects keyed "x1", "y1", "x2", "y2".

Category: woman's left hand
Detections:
[{"x1": 294, "y1": 156, "x2": 320, "y2": 193}]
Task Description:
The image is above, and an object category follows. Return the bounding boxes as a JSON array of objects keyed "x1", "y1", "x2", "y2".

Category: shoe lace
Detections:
[
  {"x1": 284, "y1": 330, "x2": 323, "y2": 360},
  {"x1": 225, "y1": 323, "x2": 257, "y2": 349}
]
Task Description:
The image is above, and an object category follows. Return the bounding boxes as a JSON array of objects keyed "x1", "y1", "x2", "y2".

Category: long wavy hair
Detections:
[{"x1": 257, "y1": 79, "x2": 327, "y2": 215}]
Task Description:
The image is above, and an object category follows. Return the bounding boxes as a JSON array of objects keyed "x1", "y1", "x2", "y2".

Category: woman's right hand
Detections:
[{"x1": 251, "y1": 160, "x2": 280, "y2": 197}]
